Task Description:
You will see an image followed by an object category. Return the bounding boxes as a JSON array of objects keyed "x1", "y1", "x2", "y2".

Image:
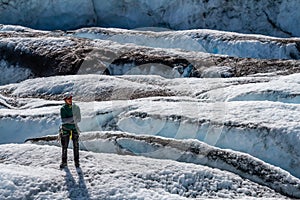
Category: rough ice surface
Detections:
[
  {"x1": 25, "y1": 131, "x2": 300, "y2": 198},
  {"x1": 0, "y1": 0, "x2": 96, "y2": 31},
  {"x1": 1, "y1": 74, "x2": 300, "y2": 182},
  {"x1": 1, "y1": 0, "x2": 300, "y2": 37},
  {"x1": 0, "y1": 26, "x2": 299, "y2": 85},
  {"x1": 1, "y1": 1, "x2": 300, "y2": 198},
  {"x1": 0, "y1": 59, "x2": 33, "y2": 85},
  {"x1": 0, "y1": 143, "x2": 290, "y2": 199},
  {"x1": 72, "y1": 28, "x2": 300, "y2": 60}
]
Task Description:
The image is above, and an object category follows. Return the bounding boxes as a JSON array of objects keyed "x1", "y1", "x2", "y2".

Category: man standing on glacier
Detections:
[{"x1": 59, "y1": 93, "x2": 81, "y2": 169}]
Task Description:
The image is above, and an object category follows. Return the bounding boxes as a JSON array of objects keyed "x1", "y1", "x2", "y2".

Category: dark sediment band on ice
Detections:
[
  {"x1": 71, "y1": 27, "x2": 300, "y2": 60},
  {"x1": 1, "y1": 30, "x2": 300, "y2": 80}
]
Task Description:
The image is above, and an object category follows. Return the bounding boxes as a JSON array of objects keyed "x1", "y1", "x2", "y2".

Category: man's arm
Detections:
[{"x1": 73, "y1": 105, "x2": 81, "y2": 123}]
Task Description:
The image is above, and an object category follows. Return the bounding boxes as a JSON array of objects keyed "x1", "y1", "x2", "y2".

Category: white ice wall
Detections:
[
  {"x1": 0, "y1": 0, "x2": 96, "y2": 30},
  {"x1": 0, "y1": 0, "x2": 300, "y2": 37}
]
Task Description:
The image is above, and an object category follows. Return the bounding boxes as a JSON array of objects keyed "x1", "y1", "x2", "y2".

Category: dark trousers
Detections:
[{"x1": 61, "y1": 131, "x2": 79, "y2": 164}]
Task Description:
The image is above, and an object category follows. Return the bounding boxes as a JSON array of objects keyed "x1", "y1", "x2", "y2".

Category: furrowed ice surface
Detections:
[
  {"x1": 0, "y1": 8, "x2": 300, "y2": 197},
  {"x1": 1, "y1": 74, "x2": 300, "y2": 180},
  {"x1": 72, "y1": 27, "x2": 300, "y2": 60},
  {"x1": 0, "y1": 143, "x2": 290, "y2": 199},
  {"x1": 25, "y1": 131, "x2": 300, "y2": 198},
  {"x1": 1, "y1": 26, "x2": 300, "y2": 83},
  {"x1": 2, "y1": 24, "x2": 300, "y2": 61}
]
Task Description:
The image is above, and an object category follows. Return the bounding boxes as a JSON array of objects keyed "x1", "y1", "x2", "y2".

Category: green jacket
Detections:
[{"x1": 60, "y1": 103, "x2": 81, "y2": 132}]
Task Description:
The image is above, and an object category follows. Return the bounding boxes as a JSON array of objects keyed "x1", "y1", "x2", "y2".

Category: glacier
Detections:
[
  {"x1": 1, "y1": 0, "x2": 300, "y2": 37},
  {"x1": 1, "y1": 1, "x2": 300, "y2": 198}
]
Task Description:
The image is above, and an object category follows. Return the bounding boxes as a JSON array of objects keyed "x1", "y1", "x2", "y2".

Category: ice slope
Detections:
[
  {"x1": 0, "y1": 143, "x2": 288, "y2": 199},
  {"x1": 0, "y1": 0, "x2": 300, "y2": 37}
]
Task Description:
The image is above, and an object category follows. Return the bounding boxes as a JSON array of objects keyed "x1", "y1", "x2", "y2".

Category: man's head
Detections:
[{"x1": 63, "y1": 94, "x2": 72, "y2": 105}]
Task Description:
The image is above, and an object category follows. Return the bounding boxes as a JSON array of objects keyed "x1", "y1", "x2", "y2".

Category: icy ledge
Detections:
[
  {"x1": 26, "y1": 131, "x2": 300, "y2": 199},
  {"x1": 72, "y1": 27, "x2": 300, "y2": 60}
]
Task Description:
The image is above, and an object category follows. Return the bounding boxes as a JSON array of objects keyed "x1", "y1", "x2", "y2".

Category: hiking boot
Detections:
[{"x1": 60, "y1": 162, "x2": 67, "y2": 169}]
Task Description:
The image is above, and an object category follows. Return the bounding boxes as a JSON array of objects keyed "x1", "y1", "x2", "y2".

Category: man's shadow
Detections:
[{"x1": 64, "y1": 167, "x2": 91, "y2": 200}]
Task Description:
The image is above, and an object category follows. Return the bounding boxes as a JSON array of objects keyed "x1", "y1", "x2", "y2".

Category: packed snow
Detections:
[{"x1": 0, "y1": 143, "x2": 289, "y2": 199}]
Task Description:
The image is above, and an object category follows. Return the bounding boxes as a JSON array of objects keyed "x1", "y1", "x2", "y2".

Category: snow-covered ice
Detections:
[
  {"x1": 1, "y1": 73, "x2": 300, "y2": 198},
  {"x1": 1, "y1": 8, "x2": 300, "y2": 197},
  {"x1": 0, "y1": 143, "x2": 291, "y2": 199},
  {"x1": 25, "y1": 131, "x2": 300, "y2": 198},
  {"x1": 72, "y1": 27, "x2": 300, "y2": 60}
]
